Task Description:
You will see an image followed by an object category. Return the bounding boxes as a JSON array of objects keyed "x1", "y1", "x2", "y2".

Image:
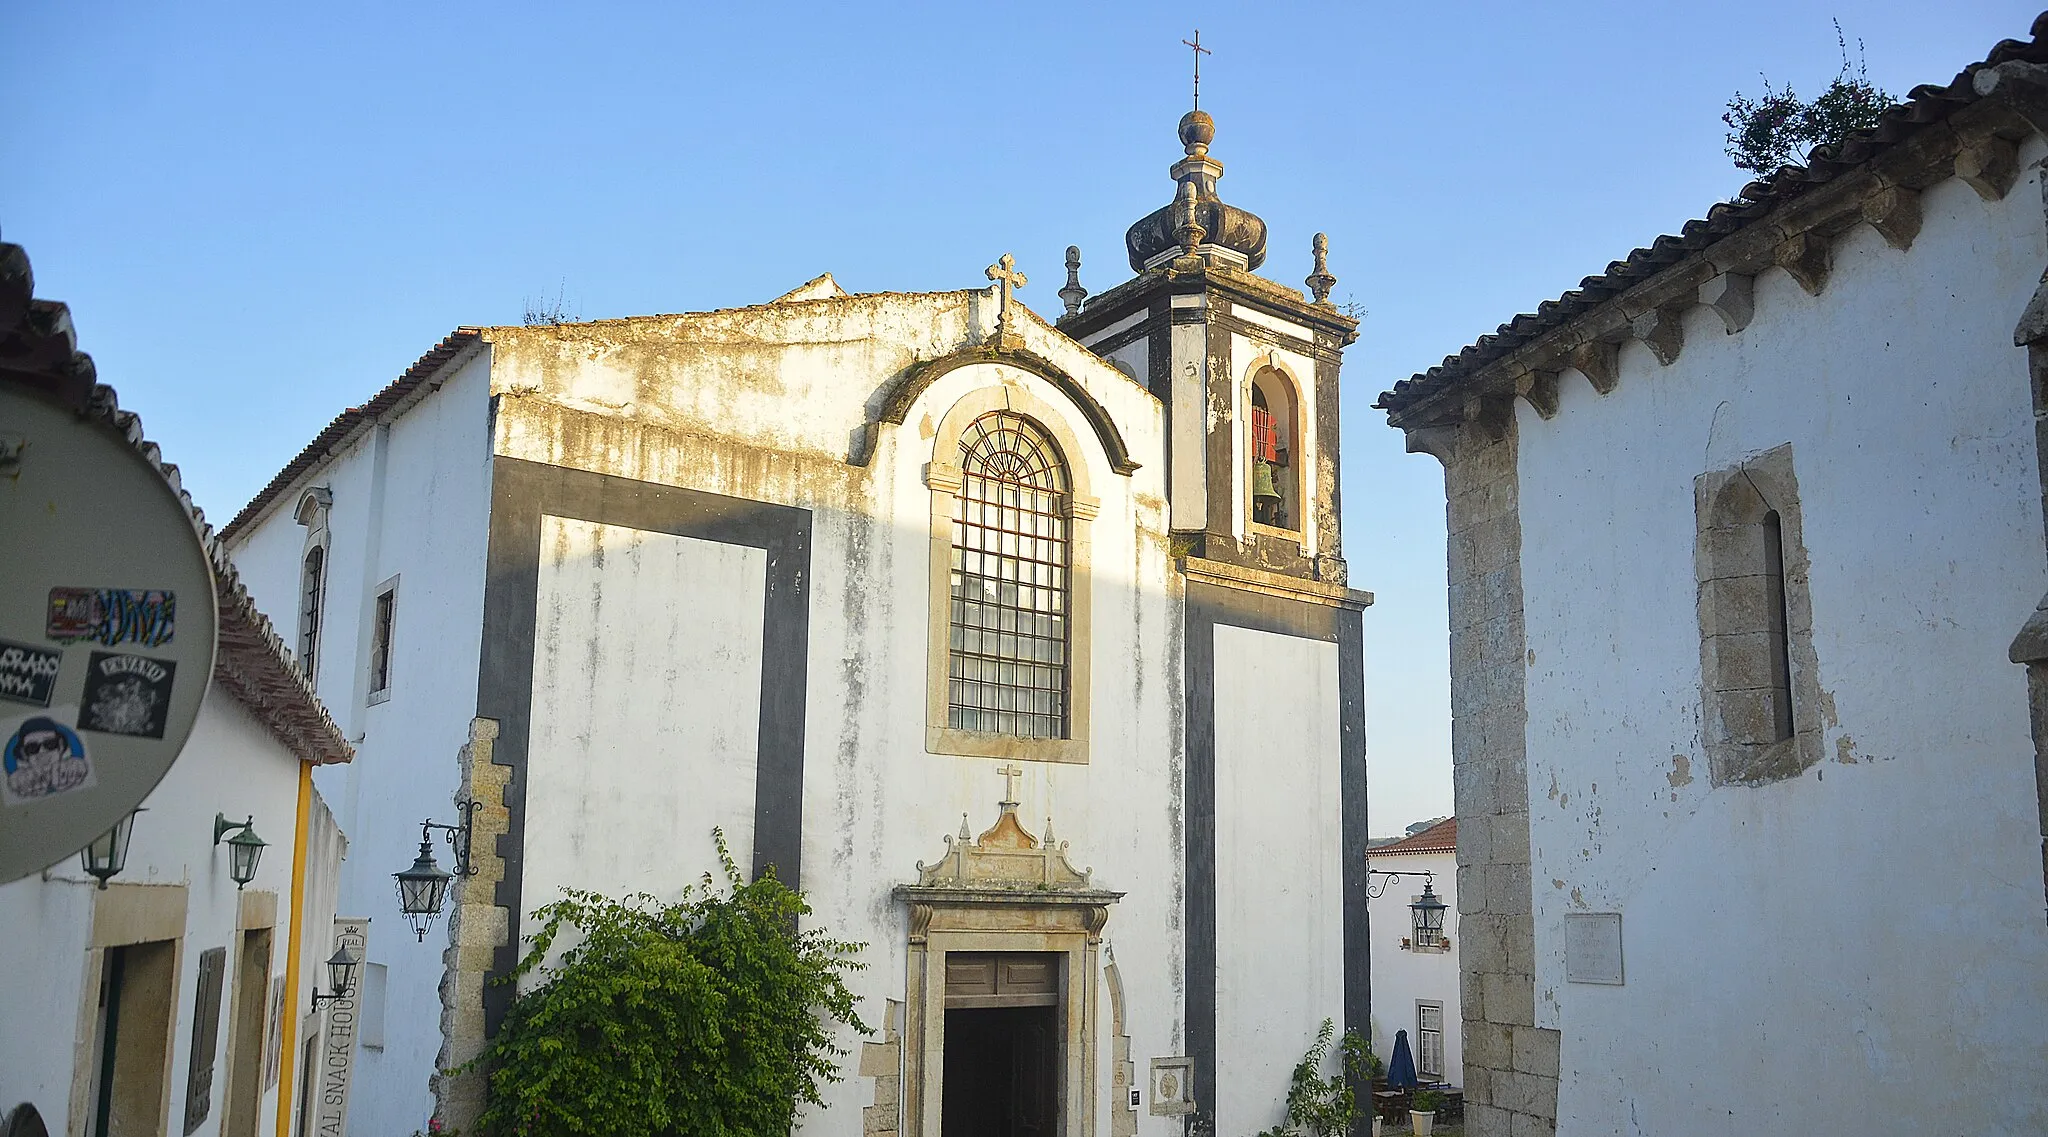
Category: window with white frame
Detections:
[
  {"x1": 299, "y1": 546, "x2": 326, "y2": 684},
  {"x1": 1416, "y1": 1001, "x2": 1445, "y2": 1079}
]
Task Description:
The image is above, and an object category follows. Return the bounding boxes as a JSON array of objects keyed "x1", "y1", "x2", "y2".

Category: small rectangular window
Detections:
[
  {"x1": 1416, "y1": 1001, "x2": 1444, "y2": 1079},
  {"x1": 370, "y1": 586, "x2": 396, "y2": 698}
]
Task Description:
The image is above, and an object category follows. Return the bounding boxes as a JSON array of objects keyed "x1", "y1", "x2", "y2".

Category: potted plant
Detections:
[{"x1": 1409, "y1": 1089, "x2": 1444, "y2": 1136}]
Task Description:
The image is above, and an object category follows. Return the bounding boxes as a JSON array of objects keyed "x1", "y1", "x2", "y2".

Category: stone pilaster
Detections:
[
  {"x1": 1411, "y1": 418, "x2": 1558, "y2": 1136},
  {"x1": 859, "y1": 1000, "x2": 904, "y2": 1136},
  {"x1": 433, "y1": 717, "x2": 510, "y2": 1132}
]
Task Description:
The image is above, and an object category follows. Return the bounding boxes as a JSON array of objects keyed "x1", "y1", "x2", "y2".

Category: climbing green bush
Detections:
[
  {"x1": 470, "y1": 830, "x2": 867, "y2": 1137},
  {"x1": 1252, "y1": 1018, "x2": 1380, "y2": 1137}
]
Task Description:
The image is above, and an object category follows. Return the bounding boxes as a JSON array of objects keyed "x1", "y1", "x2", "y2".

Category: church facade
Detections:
[
  {"x1": 1378, "y1": 21, "x2": 2048, "y2": 1136},
  {"x1": 221, "y1": 109, "x2": 1367, "y2": 1137}
]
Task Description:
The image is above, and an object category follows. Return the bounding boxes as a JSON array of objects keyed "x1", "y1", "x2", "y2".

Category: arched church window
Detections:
[
  {"x1": 299, "y1": 545, "x2": 325, "y2": 683},
  {"x1": 1249, "y1": 368, "x2": 1297, "y2": 530},
  {"x1": 949, "y1": 412, "x2": 1071, "y2": 739}
]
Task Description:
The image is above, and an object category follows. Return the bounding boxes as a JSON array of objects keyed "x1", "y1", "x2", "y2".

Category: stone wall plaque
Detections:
[
  {"x1": 1564, "y1": 911, "x2": 1624, "y2": 985},
  {"x1": 1149, "y1": 1056, "x2": 1194, "y2": 1116}
]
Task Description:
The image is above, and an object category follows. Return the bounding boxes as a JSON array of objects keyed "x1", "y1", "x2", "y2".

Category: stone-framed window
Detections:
[
  {"x1": 925, "y1": 379, "x2": 1098, "y2": 765},
  {"x1": 293, "y1": 487, "x2": 332, "y2": 688},
  {"x1": 1245, "y1": 364, "x2": 1302, "y2": 536},
  {"x1": 1695, "y1": 444, "x2": 1822, "y2": 785},
  {"x1": 947, "y1": 412, "x2": 1072, "y2": 739}
]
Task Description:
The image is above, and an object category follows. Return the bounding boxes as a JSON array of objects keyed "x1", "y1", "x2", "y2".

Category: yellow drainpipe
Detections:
[{"x1": 274, "y1": 759, "x2": 314, "y2": 1137}]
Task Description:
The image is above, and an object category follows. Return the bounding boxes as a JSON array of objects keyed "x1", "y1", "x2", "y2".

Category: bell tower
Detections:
[{"x1": 1057, "y1": 108, "x2": 1359, "y2": 584}]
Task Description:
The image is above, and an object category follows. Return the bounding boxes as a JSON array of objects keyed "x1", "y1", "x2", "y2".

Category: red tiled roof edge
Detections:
[
  {"x1": 3, "y1": 232, "x2": 352, "y2": 766},
  {"x1": 1376, "y1": 13, "x2": 2048, "y2": 421},
  {"x1": 1371, "y1": 816, "x2": 1457, "y2": 855},
  {"x1": 83, "y1": 385, "x2": 355, "y2": 766},
  {"x1": 218, "y1": 327, "x2": 483, "y2": 542}
]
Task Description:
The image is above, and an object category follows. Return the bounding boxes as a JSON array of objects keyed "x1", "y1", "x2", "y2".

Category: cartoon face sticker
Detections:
[{"x1": 2, "y1": 716, "x2": 95, "y2": 805}]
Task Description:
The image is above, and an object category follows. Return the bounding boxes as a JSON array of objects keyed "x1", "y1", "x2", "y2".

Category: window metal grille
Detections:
[
  {"x1": 1249, "y1": 405, "x2": 1280, "y2": 462},
  {"x1": 299, "y1": 547, "x2": 324, "y2": 681},
  {"x1": 1416, "y1": 1002, "x2": 1444, "y2": 1079},
  {"x1": 370, "y1": 589, "x2": 395, "y2": 694},
  {"x1": 949, "y1": 412, "x2": 1070, "y2": 739}
]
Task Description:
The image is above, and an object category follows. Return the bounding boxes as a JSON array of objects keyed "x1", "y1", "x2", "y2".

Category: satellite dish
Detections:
[{"x1": 0, "y1": 384, "x2": 219, "y2": 884}]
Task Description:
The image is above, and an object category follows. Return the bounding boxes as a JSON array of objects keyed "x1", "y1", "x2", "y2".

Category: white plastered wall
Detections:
[
  {"x1": 1364, "y1": 848, "x2": 1460, "y2": 1083},
  {"x1": 0, "y1": 684, "x2": 324, "y2": 1137},
  {"x1": 1211, "y1": 624, "x2": 1345, "y2": 1137},
  {"x1": 224, "y1": 348, "x2": 494, "y2": 1136},
  {"x1": 1514, "y1": 143, "x2": 2048, "y2": 1133}
]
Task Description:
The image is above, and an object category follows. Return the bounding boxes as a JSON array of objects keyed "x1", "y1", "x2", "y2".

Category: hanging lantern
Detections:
[
  {"x1": 1410, "y1": 879, "x2": 1448, "y2": 948},
  {"x1": 393, "y1": 836, "x2": 453, "y2": 942},
  {"x1": 80, "y1": 808, "x2": 143, "y2": 889}
]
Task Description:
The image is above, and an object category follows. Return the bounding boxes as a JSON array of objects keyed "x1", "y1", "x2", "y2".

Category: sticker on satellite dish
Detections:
[
  {"x1": 1, "y1": 711, "x2": 95, "y2": 806},
  {"x1": 0, "y1": 640, "x2": 62, "y2": 707},
  {"x1": 46, "y1": 588, "x2": 176, "y2": 648},
  {"x1": 77, "y1": 652, "x2": 177, "y2": 739}
]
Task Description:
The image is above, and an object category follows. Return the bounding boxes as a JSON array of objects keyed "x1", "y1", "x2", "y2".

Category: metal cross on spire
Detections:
[
  {"x1": 1182, "y1": 29, "x2": 1211, "y2": 110},
  {"x1": 985, "y1": 253, "x2": 1027, "y2": 345}
]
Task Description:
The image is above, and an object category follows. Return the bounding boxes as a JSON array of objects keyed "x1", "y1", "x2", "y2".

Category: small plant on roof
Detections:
[{"x1": 1723, "y1": 19, "x2": 1895, "y2": 178}]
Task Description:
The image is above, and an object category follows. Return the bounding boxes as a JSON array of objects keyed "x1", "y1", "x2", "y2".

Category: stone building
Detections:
[
  {"x1": 219, "y1": 107, "x2": 1369, "y2": 1137},
  {"x1": 1377, "y1": 18, "x2": 2048, "y2": 1135}
]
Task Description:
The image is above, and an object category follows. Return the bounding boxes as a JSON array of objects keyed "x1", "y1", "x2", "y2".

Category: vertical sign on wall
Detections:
[{"x1": 313, "y1": 918, "x2": 370, "y2": 1137}]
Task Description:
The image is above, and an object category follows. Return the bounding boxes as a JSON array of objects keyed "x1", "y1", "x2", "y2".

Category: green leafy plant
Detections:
[
  {"x1": 1412, "y1": 1089, "x2": 1444, "y2": 1114},
  {"x1": 1723, "y1": 20, "x2": 1894, "y2": 177},
  {"x1": 466, "y1": 829, "x2": 868, "y2": 1137},
  {"x1": 1252, "y1": 1018, "x2": 1380, "y2": 1137}
]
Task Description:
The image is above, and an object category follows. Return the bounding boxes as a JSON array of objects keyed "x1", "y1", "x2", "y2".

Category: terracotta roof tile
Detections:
[
  {"x1": 2, "y1": 232, "x2": 352, "y2": 766},
  {"x1": 1371, "y1": 816, "x2": 1456, "y2": 856},
  {"x1": 1375, "y1": 14, "x2": 2048, "y2": 421}
]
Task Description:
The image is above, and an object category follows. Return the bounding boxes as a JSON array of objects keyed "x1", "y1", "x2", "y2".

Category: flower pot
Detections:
[
  {"x1": 1409, "y1": 1110, "x2": 1435, "y2": 1136},
  {"x1": 1371, "y1": 1118, "x2": 1383, "y2": 1137}
]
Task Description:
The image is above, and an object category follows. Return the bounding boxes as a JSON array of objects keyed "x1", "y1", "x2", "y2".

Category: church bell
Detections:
[{"x1": 1252, "y1": 458, "x2": 1281, "y2": 505}]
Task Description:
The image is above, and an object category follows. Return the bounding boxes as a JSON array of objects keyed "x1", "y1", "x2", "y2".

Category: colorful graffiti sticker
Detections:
[
  {"x1": 0, "y1": 639, "x2": 62, "y2": 707},
  {"x1": 1, "y1": 714, "x2": 95, "y2": 806},
  {"x1": 46, "y1": 588, "x2": 176, "y2": 647},
  {"x1": 78, "y1": 652, "x2": 176, "y2": 739}
]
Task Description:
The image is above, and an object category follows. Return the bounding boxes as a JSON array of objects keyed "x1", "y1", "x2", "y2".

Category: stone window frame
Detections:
[
  {"x1": 925, "y1": 381, "x2": 1099, "y2": 765},
  {"x1": 293, "y1": 487, "x2": 333, "y2": 689},
  {"x1": 1695, "y1": 443, "x2": 1823, "y2": 786},
  {"x1": 1240, "y1": 354, "x2": 1311, "y2": 546}
]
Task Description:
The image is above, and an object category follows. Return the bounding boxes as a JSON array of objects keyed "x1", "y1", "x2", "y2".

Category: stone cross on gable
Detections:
[
  {"x1": 996, "y1": 762, "x2": 1024, "y2": 807},
  {"x1": 986, "y1": 253, "x2": 1027, "y2": 346}
]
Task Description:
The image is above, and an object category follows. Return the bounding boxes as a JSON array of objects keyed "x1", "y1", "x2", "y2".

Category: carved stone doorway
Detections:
[{"x1": 894, "y1": 785, "x2": 1121, "y2": 1137}]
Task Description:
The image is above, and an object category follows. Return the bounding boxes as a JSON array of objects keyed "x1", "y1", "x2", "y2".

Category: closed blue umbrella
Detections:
[{"x1": 1387, "y1": 1029, "x2": 1418, "y2": 1088}]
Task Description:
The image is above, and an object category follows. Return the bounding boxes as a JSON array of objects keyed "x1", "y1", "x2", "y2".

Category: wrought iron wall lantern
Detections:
[
  {"x1": 310, "y1": 943, "x2": 360, "y2": 1011},
  {"x1": 212, "y1": 813, "x2": 268, "y2": 889},
  {"x1": 392, "y1": 798, "x2": 479, "y2": 942},
  {"x1": 80, "y1": 808, "x2": 144, "y2": 889},
  {"x1": 1368, "y1": 867, "x2": 1448, "y2": 945}
]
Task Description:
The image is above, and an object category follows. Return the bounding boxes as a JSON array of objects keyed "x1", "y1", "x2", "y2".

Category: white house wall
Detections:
[
  {"x1": 0, "y1": 684, "x2": 327, "y2": 1137},
  {"x1": 1364, "y1": 848, "x2": 1459, "y2": 1083},
  {"x1": 1210, "y1": 624, "x2": 1345, "y2": 1137},
  {"x1": 225, "y1": 347, "x2": 494, "y2": 1137},
  {"x1": 1513, "y1": 146, "x2": 2048, "y2": 1133}
]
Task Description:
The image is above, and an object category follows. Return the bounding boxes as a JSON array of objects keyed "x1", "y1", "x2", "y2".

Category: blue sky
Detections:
[{"x1": 4, "y1": 1, "x2": 2038, "y2": 833}]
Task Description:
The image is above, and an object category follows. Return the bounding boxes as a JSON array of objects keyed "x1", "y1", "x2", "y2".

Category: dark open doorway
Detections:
[{"x1": 941, "y1": 952, "x2": 1059, "y2": 1137}]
